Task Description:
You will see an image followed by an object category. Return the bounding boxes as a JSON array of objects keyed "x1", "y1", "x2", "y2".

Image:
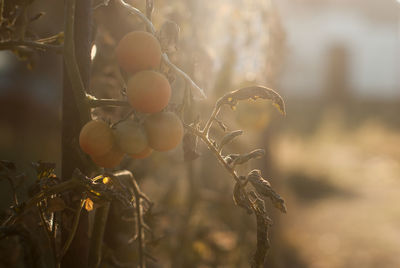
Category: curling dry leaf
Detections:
[
  {"x1": 225, "y1": 149, "x2": 265, "y2": 166},
  {"x1": 219, "y1": 130, "x2": 243, "y2": 151},
  {"x1": 247, "y1": 170, "x2": 287, "y2": 213},
  {"x1": 183, "y1": 132, "x2": 200, "y2": 161},
  {"x1": 216, "y1": 86, "x2": 285, "y2": 115},
  {"x1": 233, "y1": 181, "x2": 252, "y2": 214}
]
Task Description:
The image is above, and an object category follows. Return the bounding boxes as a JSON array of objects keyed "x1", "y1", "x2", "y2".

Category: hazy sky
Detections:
[{"x1": 275, "y1": 0, "x2": 400, "y2": 98}]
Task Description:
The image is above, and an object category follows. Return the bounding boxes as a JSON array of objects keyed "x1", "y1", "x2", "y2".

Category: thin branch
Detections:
[
  {"x1": 58, "y1": 198, "x2": 85, "y2": 261},
  {"x1": 38, "y1": 204, "x2": 58, "y2": 267},
  {"x1": 88, "y1": 202, "x2": 110, "y2": 268},
  {"x1": 162, "y1": 54, "x2": 206, "y2": 99},
  {"x1": 131, "y1": 178, "x2": 146, "y2": 268},
  {"x1": 145, "y1": 0, "x2": 153, "y2": 20},
  {"x1": 0, "y1": 40, "x2": 63, "y2": 52},
  {"x1": 93, "y1": 0, "x2": 110, "y2": 10},
  {"x1": 110, "y1": 109, "x2": 135, "y2": 128},
  {"x1": 117, "y1": 0, "x2": 206, "y2": 99},
  {"x1": 36, "y1": 33, "x2": 64, "y2": 44},
  {"x1": 4, "y1": 179, "x2": 82, "y2": 226},
  {"x1": 87, "y1": 97, "x2": 130, "y2": 108},
  {"x1": 202, "y1": 106, "x2": 221, "y2": 137},
  {"x1": 117, "y1": 0, "x2": 156, "y2": 34},
  {"x1": 185, "y1": 124, "x2": 276, "y2": 266},
  {"x1": 184, "y1": 124, "x2": 255, "y2": 209},
  {"x1": 64, "y1": 0, "x2": 90, "y2": 124}
]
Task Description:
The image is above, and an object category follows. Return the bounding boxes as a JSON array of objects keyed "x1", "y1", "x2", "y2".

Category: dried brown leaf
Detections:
[
  {"x1": 247, "y1": 170, "x2": 287, "y2": 213},
  {"x1": 219, "y1": 130, "x2": 243, "y2": 151},
  {"x1": 183, "y1": 132, "x2": 200, "y2": 161},
  {"x1": 216, "y1": 86, "x2": 285, "y2": 115},
  {"x1": 225, "y1": 149, "x2": 265, "y2": 166},
  {"x1": 84, "y1": 197, "x2": 94, "y2": 212},
  {"x1": 233, "y1": 181, "x2": 252, "y2": 214}
]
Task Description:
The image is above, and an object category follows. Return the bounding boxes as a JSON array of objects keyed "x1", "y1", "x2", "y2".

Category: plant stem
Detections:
[
  {"x1": 202, "y1": 106, "x2": 220, "y2": 137},
  {"x1": 38, "y1": 205, "x2": 58, "y2": 267},
  {"x1": 131, "y1": 179, "x2": 146, "y2": 268},
  {"x1": 185, "y1": 124, "x2": 255, "y2": 210},
  {"x1": 87, "y1": 98, "x2": 130, "y2": 108},
  {"x1": 58, "y1": 199, "x2": 85, "y2": 261},
  {"x1": 88, "y1": 202, "x2": 110, "y2": 268},
  {"x1": 64, "y1": 0, "x2": 90, "y2": 125},
  {"x1": 0, "y1": 40, "x2": 63, "y2": 52}
]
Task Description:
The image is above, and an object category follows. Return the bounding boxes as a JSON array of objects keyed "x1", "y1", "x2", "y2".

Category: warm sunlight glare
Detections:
[{"x1": 91, "y1": 44, "x2": 97, "y2": 60}]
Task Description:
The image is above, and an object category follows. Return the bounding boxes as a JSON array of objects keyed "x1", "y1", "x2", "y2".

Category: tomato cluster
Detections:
[{"x1": 79, "y1": 31, "x2": 184, "y2": 168}]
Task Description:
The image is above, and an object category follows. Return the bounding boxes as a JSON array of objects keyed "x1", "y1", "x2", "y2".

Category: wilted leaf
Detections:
[
  {"x1": 233, "y1": 181, "x2": 252, "y2": 214},
  {"x1": 247, "y1": 170, "x2": 287, "y2": 213},
  {"x1": 32, "y1": 161, "x2": 56, "y2": 180},
  {"x1": 183, "y1": 132, "x2": 200, "y2": 161},
  {"x1": 216, "y1": 86, "x2": 285, "y2": 115},
  {"x1": 84, "y1": 197, "x2": 94, "y2": 211},
  {"x1": 225, "y1": 149, "x2": 265, "y2": 166},
  {"x1": 219, "y1": 130, "x2": 243, "y2": 151}
]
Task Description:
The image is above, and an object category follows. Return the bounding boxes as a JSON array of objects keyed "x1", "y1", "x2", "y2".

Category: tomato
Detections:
[
  {"x1": 79, "y1": 120, "x2": 114, "y2": 157},
  {"x1": 91, "y1": 147, "x2": 125, "y2": 168},
  {"x1": 114, "y1": 120, "x2": 148, "y2": 154},
  {"x1": 127, "y1": 70, "x2": 171, "y2": 114},
  {"x1": 116, "y1": 31, "x2": 161, "y2": 74},
  {"x1": 144, "y1": 112, "x2": 183, "y2": 152},
  {"x1": 129, "y1": 146, "x2": 153, "y2": 159}
]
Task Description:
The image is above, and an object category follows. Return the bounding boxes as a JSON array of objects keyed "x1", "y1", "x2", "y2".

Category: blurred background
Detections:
[{"x1": 0, "y1": 0, "x2": 400, "y2": 267}]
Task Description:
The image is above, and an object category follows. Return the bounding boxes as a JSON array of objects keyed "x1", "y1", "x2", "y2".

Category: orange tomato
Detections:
[
  {"x1": 127, "y1": 70, "x2": 171, "y2": 114},
  {"x1": 114, "y1": 120, "x2": 148, "y2": 154},
  {"x1": 91, "y1": 147, "x2": 125, "y2": 168},
  {"x1": 144, "y1": 112, "x2": 183, "y2": 152},
  {"x1": 79, "y1": 120, "x2": 114, "y2": 157},
  {"x1": 129, "y1": 146, "x2": 153, "y2": 159},
  {"x1": 116, "y1": 31, "x2": 161, "y2": 74}
]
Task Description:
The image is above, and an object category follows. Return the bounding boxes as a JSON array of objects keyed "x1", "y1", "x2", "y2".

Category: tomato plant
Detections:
[{"x1": 0, "y1": 0, "x2": 286, "y2": 267}]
